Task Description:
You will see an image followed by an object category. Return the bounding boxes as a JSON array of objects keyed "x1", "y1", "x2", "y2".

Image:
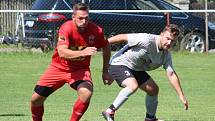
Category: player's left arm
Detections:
[
  {"x1": 101, "y1": 42, "x2": 114, "y2": 85},
  {"x1": 166, "y1": 71, "x2": 189, "y2": 110}
]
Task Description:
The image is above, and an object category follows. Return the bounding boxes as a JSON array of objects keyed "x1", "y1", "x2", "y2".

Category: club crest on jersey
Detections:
[
  {"x1": 58, "y1": 36, "x2": 66, "y2": 41},
  {"x1": 88, "y1": 35, "x2": 95, "y2": 45}
]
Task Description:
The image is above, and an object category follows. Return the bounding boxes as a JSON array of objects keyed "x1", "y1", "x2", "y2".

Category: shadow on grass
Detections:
[{"x1": 0, "y1": 114, "x2": 26, "y2": 117}]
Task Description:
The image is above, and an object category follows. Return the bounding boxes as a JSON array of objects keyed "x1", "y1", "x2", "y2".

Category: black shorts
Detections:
[
  {"x1": 34, "y1": 80, "x2": 90, "y2": 97},
  {"x1": 109, "y1": 65, "x2": 151, "y2": 86}
]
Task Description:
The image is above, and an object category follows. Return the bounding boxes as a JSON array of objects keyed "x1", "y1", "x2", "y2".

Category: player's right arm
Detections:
[
  {"x1": 108, "y1": 33, "x2": 147, "y2": 47},
  {"x1": 108, "y1": 34, "x2": 128, "y2": 44},
  {"x1": 57, "y1": 45, "x2": 97, "y2": 60}
]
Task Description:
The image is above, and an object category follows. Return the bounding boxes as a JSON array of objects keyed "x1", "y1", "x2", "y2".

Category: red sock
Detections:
[
  {"x1": 31, "y1": 105, "x2": 44, "y2": 121},
  {"x1": 70, "y1": 98, "x2": 90, "y2": 121}
]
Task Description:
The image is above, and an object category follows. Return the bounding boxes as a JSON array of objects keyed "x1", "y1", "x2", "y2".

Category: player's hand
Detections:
[
  {"x1": 82, "y1": 47, "x2": 97, "y2": 56},
  {"x1": 102, "y1": 71, "x2": 114, "y2": 85},
  {"x1": 180, "y1": 95, "x2": 188, "y2": 110},
  {"x1": 184, "y1": 100, "x2": 188, "y2": 110}
]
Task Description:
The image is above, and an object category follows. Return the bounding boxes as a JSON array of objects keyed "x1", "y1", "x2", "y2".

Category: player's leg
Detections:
[
  {"x1": 106, "y1": 77, "x2": 138, "y2": 111},
  {"x1": 30, "y1": 65, "x2": 65, "y2": 121},
  {"x1": 128, "y1": 70, "x2": 161, "y2": 121},
  {"x1": 139, "y1": 78, "x2": 162, "y2": 121},
  {"x1": 102, "y1": 65, "x2": 138, "y2": 121},
  {"x1": 68, "y1": 68, "x2": 93, "y2": 121},
  {"x1": 30, "y1": 86, "x2": 52, "y2": 121},
  {"x1": 70, "y1": 80, "x2": 93, "y2": 121}
]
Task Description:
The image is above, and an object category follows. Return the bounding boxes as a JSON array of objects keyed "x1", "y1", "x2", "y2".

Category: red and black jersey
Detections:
[{"x1": 51, "y1": 20, "x2": 108, "y2": 71}]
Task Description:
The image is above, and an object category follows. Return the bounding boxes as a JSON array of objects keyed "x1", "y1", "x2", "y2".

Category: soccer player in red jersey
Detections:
[{"x1": 30, "y1": 3, "x2": 113, "y2": 121}]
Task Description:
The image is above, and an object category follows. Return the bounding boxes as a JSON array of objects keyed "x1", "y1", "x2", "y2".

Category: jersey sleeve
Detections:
[
  {"x1": 127, "y1": 33, "x2": 149, "y2": 47},
  {"x1": 163, "y1": 52, "x2": 175, "y2": 73},
  {"x1": 95, "y1": 27, "x2": 108, "y2": 48},
  {"x1": 57, "y1": 23, "x2": 71, "y2": 47}
]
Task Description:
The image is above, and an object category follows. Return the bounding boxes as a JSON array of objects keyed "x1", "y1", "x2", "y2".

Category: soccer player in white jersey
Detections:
[{"x1": 102, "y1": 24, "x2": 188, "y2": 121}]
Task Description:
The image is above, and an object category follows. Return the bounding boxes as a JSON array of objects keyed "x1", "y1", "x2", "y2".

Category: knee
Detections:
[
  {"x1": 78, "y1": 87, "x2": 93, "y2": 98},
  {"x1": 148, "y1": 85, "x2": 159, "y2": 96},
  {"x1": 127, "y1": 83, "x2": 138, "y2": 92},
  {"x1": 31, "y1": 93, "x2": 46, "y2": 106},
  {"x1": 122, "y1": 78, "x2": 139, "y2": 92}
]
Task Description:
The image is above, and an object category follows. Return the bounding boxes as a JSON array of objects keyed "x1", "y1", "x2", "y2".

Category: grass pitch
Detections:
[{"x1": 0, "y1": 51, "x2": 215, "y2": 121}]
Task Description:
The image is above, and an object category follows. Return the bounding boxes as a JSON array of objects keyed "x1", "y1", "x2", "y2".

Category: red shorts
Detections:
[{"x1": 37, "y1": 65, "x2": 92, "y2": 90}]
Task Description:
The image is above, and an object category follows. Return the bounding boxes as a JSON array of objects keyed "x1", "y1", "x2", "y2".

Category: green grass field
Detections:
[{"x1": 0, "y1": 51, "x2": 215, "y2": 121}]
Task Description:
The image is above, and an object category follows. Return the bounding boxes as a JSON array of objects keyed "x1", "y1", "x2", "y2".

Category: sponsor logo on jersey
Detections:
[{"x1": 69, "y1": 46, "x2": 87, "y2": 61}]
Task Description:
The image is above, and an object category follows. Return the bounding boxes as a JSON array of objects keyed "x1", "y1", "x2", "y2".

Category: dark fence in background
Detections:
[
  {"x1": 0, "y1": 0, "x2": 215, "y2": 53},
  {"x1": 0, "y1": 0, "x2": 34, "y2": 35},
  {"x1": 1, "y1": 0, "x2": 215, "y2": 36},
  {"x1": 190, "y1": 2, "x2": 215, "y2": 22}
]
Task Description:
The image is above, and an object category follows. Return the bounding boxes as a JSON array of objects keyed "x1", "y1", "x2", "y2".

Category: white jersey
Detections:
[{"x1": 110, "y1": 33, "x2": 174, "y2": 73}]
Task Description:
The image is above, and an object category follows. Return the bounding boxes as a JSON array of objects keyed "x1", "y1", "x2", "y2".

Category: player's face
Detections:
[
  {"x1": 160, "y1": 31, "x2": 176, "y2": 50},
  {"x1": 73, "y1": 10, "x2": 89, "y2": 32}
]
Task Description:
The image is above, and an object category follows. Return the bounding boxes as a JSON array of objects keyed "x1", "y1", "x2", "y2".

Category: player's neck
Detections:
[{"x1": 156, "y1": 36, "x2": 162, "y2": 50}]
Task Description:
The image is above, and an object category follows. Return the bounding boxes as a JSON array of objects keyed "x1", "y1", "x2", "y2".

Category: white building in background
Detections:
[{"x1": 166, "y1": 0, "x2": 190, "y2": 9}]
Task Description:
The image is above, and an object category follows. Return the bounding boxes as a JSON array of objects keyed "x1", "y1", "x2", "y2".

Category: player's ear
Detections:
[{"x1": 72, "y1": 11, "x2": 76, "y2": 19}]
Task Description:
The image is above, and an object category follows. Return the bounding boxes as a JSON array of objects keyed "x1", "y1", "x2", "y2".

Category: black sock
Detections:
[
  {"x1": 146, "y1": 113, "x2": 156, "y2": 119},
  {"x1": 109, "y1": 104, "x2": 116, "y2": 111}
]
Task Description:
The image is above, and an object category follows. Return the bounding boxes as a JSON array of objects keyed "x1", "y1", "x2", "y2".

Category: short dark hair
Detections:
[
  {"x1": 73, "y1": 3, "x2": 88, "y2": 11},
  {"x1": 162, "y1": 24, "x2": 180, "y2": 37}
]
